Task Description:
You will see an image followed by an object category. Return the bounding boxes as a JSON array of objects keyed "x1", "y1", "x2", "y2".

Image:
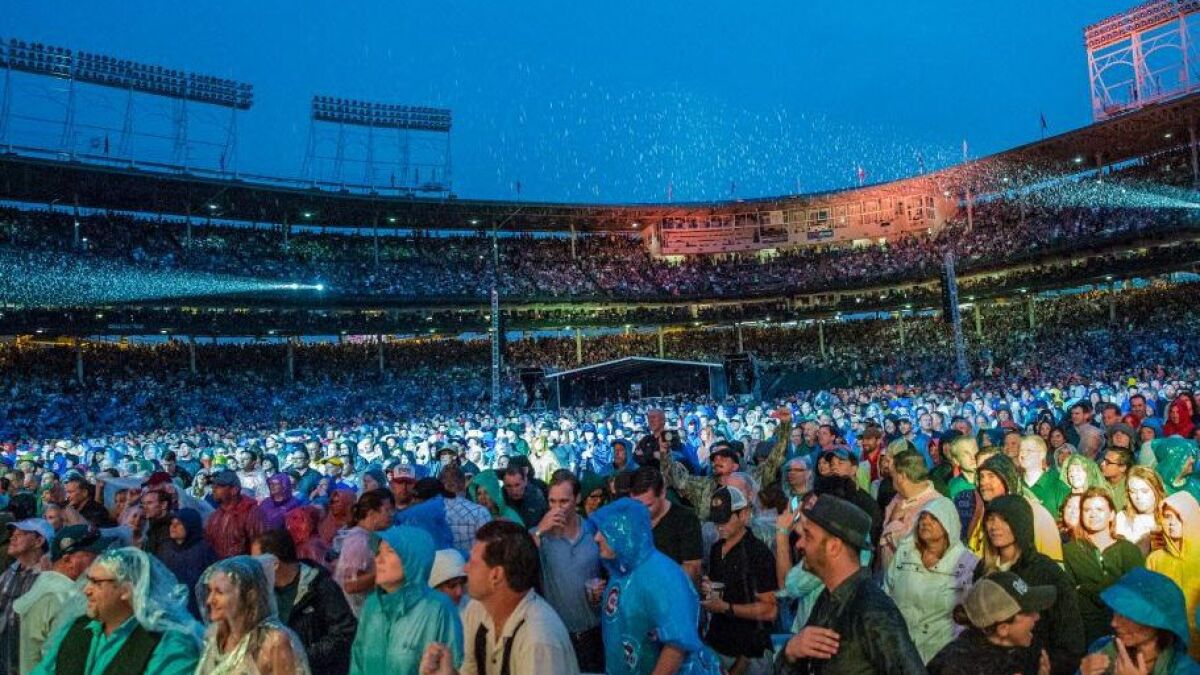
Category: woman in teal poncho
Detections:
[{"x1": 348, "y1": 525, "x2": 463, "y2": 675}]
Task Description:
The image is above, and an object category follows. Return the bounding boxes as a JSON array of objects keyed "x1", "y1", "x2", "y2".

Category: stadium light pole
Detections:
[{"x1": 942, "y1": 251, "x2": 969, "y2": 385}]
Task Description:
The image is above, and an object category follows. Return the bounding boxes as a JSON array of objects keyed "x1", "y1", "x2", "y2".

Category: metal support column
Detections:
[
  {"x1": 188, "y1": 335, "x2": 197, "y2": 375},
  {"x1": 378, "y1": 335, "x2": 385, "y2": 375},
  {"x1": 736, "y1": 323, "x2": 744, "y2": 353},
  {"x1": 282, "y1": 213, "x2": 290, "y2": 250},
  {"x1": 61, "y1": 76, "x2": 78, "y2": 156},
  {"x1": 1027, "y1": 295, "x2": 1036, "y2": 330},
  {"x1": 185, "y1": 204, "x2": 193, "y2": 248},
  {"x1": 1109, "y1": 281, "x2": 1117, "y2": 323},
  {"x1": 490, "y1": 227, "x2": 502, "y2": 415},
  {"x1": 1190, "y1": 125, "x2": 1199, "y2": 187},
  {"x1": 657, "y1": 326, "x2": 665, "y2": 358},
  {"x1": 286, "y1": 338, "x2": 295, "y2": 382},
  {"x1": 574, "y1": 328, "x2": 583, "y2": 365},
  {"x1": 373, "y1": 212, "x2": 380, "y2": 271},
  {"x1": 74, "y1": 338, "x2": 84, "y2": 384},
  {"x1": 897, "y1": 310, "x2": 906, "y2": 348},
  {"x1": 72, "y1": 196, "x2": 81, "y2": 249},
  {"x1": 973, "y1": 303, "x2": 982, "y2": 338},
  {"x1": 965, "y1": 186, "x2": 974, "y2": 231},
  {"x1": 0, "y1": 62, "x2": 12, "y2": 152},
  {"x1": 569, "y1": 223, "x2": 577, "y2": 260},
  {"x1": 943, "y1": 252, "x2": 969, "y2": 384},
  {"x1": 818, "y1": 321, "x2": 827, "y2": 359}
]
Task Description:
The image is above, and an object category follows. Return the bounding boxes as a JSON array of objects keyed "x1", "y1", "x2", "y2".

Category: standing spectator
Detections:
[
  {"x1": 251, "y1": 529, "x2": 357, "y2": 675},
  {"x1": 501, "y1": 466, "x2": 548, "y2": 529},
  {"x1": 287, "y1": 447, "x2": 321, "y2": 499},
  {"x1": 34, "y1": 547, "x2": 203, "y2": 675},
  {"x1": 419, "y1": 520, "x2": 580, "y2": 675},
  {"x1": 157, "y1": 508, "x2": 216, "y2": 619},
  {"x1": 195, "y1": 556, "x2": 309, "y2": 674},
  {"x1": 629, "y1": 466, "x2": 704, "y2": 584},
  {"x1": 779, "y1": 494, "x2": 925, "y2": 675},
  {"x1": 700, "y1": 485, "x2": 778, "y2": 673},
  {"x1": 884, "y1": 499, "x2": 979, "y2": 664},
  {"x1": 878, "y1": 449, "x2": 942, "y2": 570},
  {"x1": 235, "y1": 449, "x2": 269, "y2": 500},
  {"x1": 334, "y1": 488, "x2": 395, "y2": 618},
  {"x1": 533, "y1": 472, "x2": 603, "y2": 673},
  {"x1": 1146, "y1": 491, "x2": 1200, "y2": 660},
  {"x1": 1078, "y1": 568, "x2": 1200, "y2": 675},
  {"x1": 975, "y1": 495, "x2": 1085, "y2": 674},
  {"x1": 926, "y1": 571, "x2": 1056, "y2": 675},
  {"x1": 138, "y1": 485, "x2": 175, "y2": 558},
  {"x1": 285, "y1": 505, "x2": 329, "y2": 569},
  {"x1": 0, "y1": 519, "x2": 50, "y2": 675},
  {"x1": 15, "y1": 523, "x2": 109, "y2": 673},
  {"x1": 1098, "y1": 447, "x2": 1133, "y2": 512},
  {"x1": 1062, "y1": 487, "x2": 1146, "y2": 645},
  {"x1": 589, "y1": 499, "x2": 719, "y2": 674},
  {"x1": 1069, "y1": 402, "x2": 1104, "y2": 459},
  {"x1": 319, "y1": 487, "x2": 357, "y2": 546},
  {"x1": 64, "y1": 477, "x2": 115, "y2": 528},
  {"x1": 1115, "y1": 466, "x2": 1165, "y2": 552},
  {"x1": 350, "y1": 525, "x2": 462, "y2": 675},
  {"x1": 440, "y1": 465, "x2": 492, "y2": 559},
  {"x1": 1018, "y1": 436, "x2": 1068, "y2": 518},
  {"x1": 203, "y1": 470, "x2": 266, "y2": 559},
  {"x1": 257, "y1": 473, "x2": 302, "y2": 531}
]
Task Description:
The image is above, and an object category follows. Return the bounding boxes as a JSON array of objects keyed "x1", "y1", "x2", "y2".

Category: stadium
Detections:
[{"x1": 0, "y1": 2, "x2": 1199, "y2": 674}]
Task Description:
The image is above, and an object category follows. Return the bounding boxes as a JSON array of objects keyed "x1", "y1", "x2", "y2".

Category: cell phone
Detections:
[{"x1": 790, "y1": 495, "x2": 800, "y2": 512}]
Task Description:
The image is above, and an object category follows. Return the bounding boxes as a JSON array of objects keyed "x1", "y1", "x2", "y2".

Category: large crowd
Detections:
[
  {"x1": 1, "y1": 169, "x2": 1196, "y2": 306},
  {"x1": 0, "y1": 357, "x2": 1196, "y2": 674}
]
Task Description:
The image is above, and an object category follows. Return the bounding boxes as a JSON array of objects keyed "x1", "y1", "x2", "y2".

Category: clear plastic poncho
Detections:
[
  {"x1": 195, "y1": 556, "x2": 311, "y2": 675},
  {"x1": 92, "y1": 547, "x2": 205, "y2": 649}
]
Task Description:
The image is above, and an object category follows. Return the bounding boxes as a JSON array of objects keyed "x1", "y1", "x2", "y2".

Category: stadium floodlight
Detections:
[
  {"x1": 310, "y1": 95, "x2": 451, "y2": 132},
  {"x1": 0, "y1": 37, "x2": 254, "y2": 109}
]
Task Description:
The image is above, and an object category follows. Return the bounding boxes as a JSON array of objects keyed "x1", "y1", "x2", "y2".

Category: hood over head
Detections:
[{"x1": 589, "y1": 498, "x2": 655, "y2": 576}]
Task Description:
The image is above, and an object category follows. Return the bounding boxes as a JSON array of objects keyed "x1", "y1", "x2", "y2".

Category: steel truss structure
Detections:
[
  {"x1": 0, "y1": 36, "x2": 253, "y2": 172},
  {"x1": 1086, "y1": 0, "x2": 1200, "y2": 121},
  {"x1": 301, "y1": 95, "x2": 453, "y2": 196}
]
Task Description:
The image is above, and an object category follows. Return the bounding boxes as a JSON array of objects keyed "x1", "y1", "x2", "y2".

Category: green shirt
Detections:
[
  {"x1": 1062, "y1": 539, "x2": 1146, "y2": 645},
  {"x1": 33, "y1": 617, "x2": 200, "y2": 675},
  {"x1": 1026, "y1": 470, "x2": 1070, "y2": 519}
]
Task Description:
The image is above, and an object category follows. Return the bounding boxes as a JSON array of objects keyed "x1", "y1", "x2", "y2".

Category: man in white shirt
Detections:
[{"x1": 420, "y1": 520, "x2": 579, "y2": 675}]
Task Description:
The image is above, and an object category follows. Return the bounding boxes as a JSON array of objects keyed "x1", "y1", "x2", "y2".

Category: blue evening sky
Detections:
[{"x1": 4, "y1": 1, "x2": 1132, "y2": 202}]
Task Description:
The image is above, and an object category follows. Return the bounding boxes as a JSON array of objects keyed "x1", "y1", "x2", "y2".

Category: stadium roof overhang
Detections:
[
  {"x1": 1, "y1": 92, "x2": 1199, "y2": 233},
  {"x1": 544, "y1": 356, "x2": 722, "y2": 379}
]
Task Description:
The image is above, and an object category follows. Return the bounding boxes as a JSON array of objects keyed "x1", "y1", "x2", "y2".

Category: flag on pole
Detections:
[
  {"x1": 856, "y1": 165, "x2": 866, "y2": 186},
  {"x1": 729, "y1": 180, "x2": 736, "y2": 197},
  {"x1": 914, "y1": 150, "x2": 926, "y2": 174},
  {"x1": 1040, "y1": 112, "x2": 1048, "y2": 130},
  {"x1": 962, "y1": 139, "x2": 969, "y2": 162},
  {"x1": 667, "y1": 180, "x2": 673, "y2": 202}
]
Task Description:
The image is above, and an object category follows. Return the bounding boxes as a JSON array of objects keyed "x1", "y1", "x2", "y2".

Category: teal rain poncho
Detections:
[
  {"x1": 1084, "y1": 567, "x2": 1200, "y2": 675},
  {"x1": 590, "y1": 498, "x2": 720, "y2": 675},
  {"x1": 1153, "y1": 439, "x2": 1200, "y2": 505},
  {"x1": 349, "y1": 525, "x2": 463, "y2": 675}
]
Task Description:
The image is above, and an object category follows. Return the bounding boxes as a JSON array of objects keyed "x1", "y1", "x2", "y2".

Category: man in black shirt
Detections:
[
  {"x1": 701, "y1": 485, "x2": 778, "y2": 674},
  {"x1": 630, "y1": 466, "x2": 703, "y2": 584}
]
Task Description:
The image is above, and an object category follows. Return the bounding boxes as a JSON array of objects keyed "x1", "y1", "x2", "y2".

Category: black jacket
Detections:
[
  {"x1": 776, "y1": 568, "x2": 926, "y2": 675},
  {"x1": 973, "y1": 495, "x2": 1085, "y2": 675},
  {"x1": 928, "y1": 628, "x2": 1038, "y2": 675},
  {"x1": 284, "y1": 561, "x2": 358, "y2": 675}
]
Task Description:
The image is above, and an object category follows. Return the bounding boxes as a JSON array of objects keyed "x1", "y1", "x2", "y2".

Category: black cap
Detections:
[
  {"x1": 802, "y1": 494, "x2": 872, "y2": 551},
  {"x1": 709, "y1": 441, "x2": 742, "y2": 465},
  {"x1": 707, "y1": 486, "x2": 750, "y2": 525}
]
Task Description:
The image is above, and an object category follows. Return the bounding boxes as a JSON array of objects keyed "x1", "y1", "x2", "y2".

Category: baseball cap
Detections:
[
  {"x1": 820, "y1": 446, "x2": 857, "y2": 463},
  {"x1": 7, "y1": 518, "x2": 53, "y2": 544},
  {"x1": 709, "y1": 441, "x2": 742, "y2": 465},
  {"x1": 708, "y1": 486, "x2": 750, "y2": 525},
  {"x1": 51, "y1": 524, "x2": 114, "y2": 562},
  {"x1": 964, "y1": 572, "x2": 1057, "y2": 628},
  {"x1": 428, "y1": 549, "x2": 467, "y2": 588},
  {"x1": 802, "y1": 494, "x2": 872, "y2": 551},
  {"x1": 210, "y1": 469, "x2": 241, "y2": 488}
]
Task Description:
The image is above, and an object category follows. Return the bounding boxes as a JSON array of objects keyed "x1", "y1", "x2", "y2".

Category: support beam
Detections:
[
  {"x1": 378, "y1": 335, "x2": 385, "y2": 374},
  {"x1": 188, "y1": 335, "x2": 197, "y2": 375},
  {"x1": 74, "y1": 338, "x2": 84, "y2": 385},
  {"x1": 286, "y1": 338, "x2": 295, "y2": 382},
  {"x1": 373, "y1": 213, "x2": 380, "y2": 271},
  {"x1": 575, "y1": 328, "x2": 583, "y2": 365},
  {"x1": 1191, "y1": 124, "x2": 1199, "y2": 187},
  {"x1": 973, "y1": 303, "x2": 982, "y2": 338},
  {"x1": 1026, "y1": 295, "x2": 1036, "y2": 330},
  {"x1": 73, "y1": 195, "x2": 81, "y2": 249},
  {"x1": 282, "y1": 213, "x2": 290, "y2": 249},
  {"x1": 1108, "y1": 281, "x2": 1117, "y2": 323},
  {"x1": 185, "y1": 204, "x2": 193, "y2": 248},
  {"x1": 569, "y1": 223, "x2": 577, "y2": 260},
  {"x1": 818, "y1": 321, "x2": 826, "y2": 359},
  {"x1": 736, "y1": 323, "x2": 744, "y2": 353},
  {"x1": 657, "y1": 326, "x2": 665, "y2": 358},
  {"x1": 965, "y1": 186, "x2": 974, "y2": 231},
  {"x1": 1095, "y1": 151, "x2": 1104, "y2": 180},
  {"x1": 897, "y1": 311, "x2": 906, "y2": 348}
]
